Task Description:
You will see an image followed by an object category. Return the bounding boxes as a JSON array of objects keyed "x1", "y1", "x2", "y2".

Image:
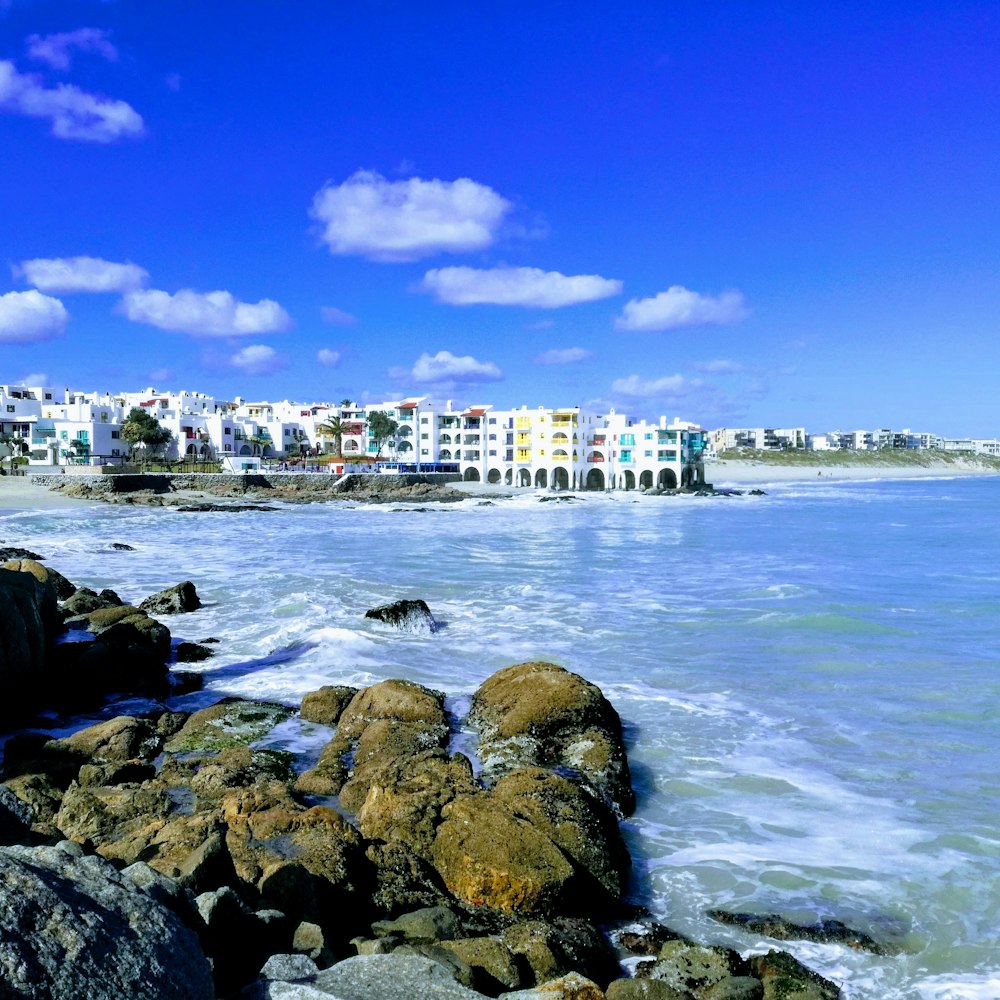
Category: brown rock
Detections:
[
  {"x1": 300, "y1": 684, "x2": 358, "y2": 725},
  {"x1": 641, "y1": 941, "x2": 750, "y2": 994},
  {"x1": 606, "y1": 980, "x2": 687, "y2": 1000},
  {"x1": 439, "y1": 936, "x2": 524, "y2": 992},
  {"x1": 748, "y1": 950, "x2": 841, "y2": 1000},
  {"x1": 503, "y1": 919, "x2": 620, "y2": 990}
]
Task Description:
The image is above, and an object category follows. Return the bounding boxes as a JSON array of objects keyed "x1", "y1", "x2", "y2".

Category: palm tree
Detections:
[{"x1": 316, "y1": 417, "x2": 345, "y2": 457}]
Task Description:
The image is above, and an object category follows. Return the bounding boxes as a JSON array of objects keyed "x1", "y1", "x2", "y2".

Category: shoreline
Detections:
[{"x1": 707, "y1": 456, "x2": 1000, "y2": 485}]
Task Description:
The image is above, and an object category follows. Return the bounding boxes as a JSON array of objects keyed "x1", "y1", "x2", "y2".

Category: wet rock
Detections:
[
  {"x1": 606, "y1": 980, "x2": 686, "y2": 1000},
  {"x1": 365, "y1": 598, "x2": 438, "y2": 634},
  {"x1": 175, "y1": 640, "x2": 215, "y2": 662},
  {"x1": 615, "y1": 924, "x2": 685, "y2": 956},
  {"x1": 0, "y1": 564, "x2": 58, "y2": 720},
  {"x1": 0, "y1": 546, "x2": 42, "y2": 561},
  {"x1": 61, "y1": 586, "x2": 123, "y2": 617},
  {"x1": 141, "y1": 813, "x2": 235, "y2": 894},
  {"x1": 164, "y1": 699, "x2": 294, "y2": 755},
  {"x1": 748, "y1": 950, "x2": 841, "y2": 999},
  {"x1": 371, "y1": 905, "x2": 462, "y2": 944},
  {"x1": 365, "y1": 839, "x2": 452, "y2": 914},
  {"x1": 703, "y1": 978, "x2": 764, "y2": 1000},
  {"x1": 300, "y1": 684, "x2": 358, "y2": 725},
  {"x1": 111, "y1": 542, "x2": 136, "y2": 550},
  {"x1": 502, "y1": 919, "x2": 620, "y2": 990},
  {"x1": 0, "y1": 785, "x2": 33, "y2": 845},
  {"x1": 470, "y1": 662, "x2": 634, "y2": 816},
  {"x1": 708, "y1": 910, "x2": 895, "y2": 955},
  {"x1": 440, "y1": 936, "x2": 524, "y2": 993},
  {"x1": 313, "y1": 954, "x2": 486, "y2": 999},
  {"x1": 637, "y1": 941, "x2": 750, "y2": 994},
  {"x1": 139, "y1": 579, "x2": 202, "y2": 614},
  {"x1": 0, "y1": 840, "x2": 214, "y2": 999}
]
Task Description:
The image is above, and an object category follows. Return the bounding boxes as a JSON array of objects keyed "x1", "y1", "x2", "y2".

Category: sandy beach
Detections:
[
  {"x1": 0, "y1": 476, "x2": 98, "y2": 510},
  {"x1": 707, "y1": 456, "x2": 1000, "y2": 486}
]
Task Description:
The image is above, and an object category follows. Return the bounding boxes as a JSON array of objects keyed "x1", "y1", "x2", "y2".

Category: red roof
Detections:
[
  {"x1": 463, "y1": 408, "x2": 487, "y2": 417},
  {"x1": 399, "y1": 402, "x2": 418, "y2": 410}
]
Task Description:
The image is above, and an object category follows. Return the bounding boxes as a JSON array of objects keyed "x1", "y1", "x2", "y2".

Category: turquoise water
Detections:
[{"x1": 4, "y1": 476, "x2": 999, "y2": 998}]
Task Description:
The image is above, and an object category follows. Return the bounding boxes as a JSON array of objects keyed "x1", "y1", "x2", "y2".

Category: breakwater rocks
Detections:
[
  {"x1": 33, "y1": 472, "x2": 467, "y2": 507},
  {"x1": 0, "y1": 558, "x2": 204, "y2": 725},
  {"x1": 0, "y1": 658, "x2": 846, "y2": 998}
]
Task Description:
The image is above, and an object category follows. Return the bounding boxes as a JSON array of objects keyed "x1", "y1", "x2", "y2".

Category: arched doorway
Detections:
[
  {"x1": 658, "y1": 468, "x2": 678, "y2": 490},
  {"x1": 624, "y1": 470, "x2": 635, "y2": 490},
  {"x1": 534, "y1": 469, "x2": 548, "y2": 488},
  {"x1": 518, "y1": 469, "x2": 531, "y2": 486},
  {"x1": 552, "y1": 467, "x2": 569, "y2": 490},
  {"x1": 585, "y1": 468, "x2": 605, "y2": 490},
  {"x1": 464, "y1": 467, "x2": 480, "y2": 481},
  {"x1": 487, "y1": 468, "x2": 501, "y2": 484},
  {"x1": 504, "y1": 469, "x2": 513, "y2": 485},
  {"x1": 639, "y1": 470, "x2": 653, "y2": 490}
]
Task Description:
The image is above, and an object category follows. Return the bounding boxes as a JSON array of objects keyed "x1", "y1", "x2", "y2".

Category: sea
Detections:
[{"x1": 3, "y1": 474, "x2": 999, "y2": 999}]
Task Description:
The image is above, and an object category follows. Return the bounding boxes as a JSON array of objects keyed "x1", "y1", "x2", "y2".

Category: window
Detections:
[
  {"x1": 645, "y1": 433, "x2": 652, "y2": 440},
  {"x1": 111, "y1": 430, "x2": 120, "y2": 439},
  {"x1": 5, "y1": 405, "x2": 14, "y2": 413},
  {"x1": 644, "y1": 450, "x2": 652, "y2": 457},
  {"x1": 224, "y1": 427, "x2": 232, "y2": 435}
]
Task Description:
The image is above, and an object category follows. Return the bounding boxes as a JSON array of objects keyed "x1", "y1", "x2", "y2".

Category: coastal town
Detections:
[{"x1": 2, "y1": 381, "x2": 999, "y2": 491}]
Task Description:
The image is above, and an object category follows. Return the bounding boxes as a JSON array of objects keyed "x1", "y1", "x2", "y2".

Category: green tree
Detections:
[
  {"x1": 316, "y1": 417, "x2": 345, "y2": 456},
  {"x1": 121, "y1": 407, "x2": 173, "y2": 469},
  {"x1": 0, "y1": 431, "x2": 28, "y2": 474},
  {"x1": 366, "y1": 410, "x2": 398, "y2": 462}
]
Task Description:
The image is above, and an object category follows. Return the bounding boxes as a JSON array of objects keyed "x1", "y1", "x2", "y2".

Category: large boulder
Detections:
[
  {"x1": 0, "y1": 840, "x2": 214, "y2": 999},
  {"x1": 139, "y1": 580, "x2": 202, "y2": 614},
  {"x1": 470, "y1": 662, "x2": 634, "y2": 816},
  {"x1": 300, "y1": 684, "x2": 358, "y2": 725},
  {"x1": 748, "y1": 951, "x2": 841, "y2": 1000}
]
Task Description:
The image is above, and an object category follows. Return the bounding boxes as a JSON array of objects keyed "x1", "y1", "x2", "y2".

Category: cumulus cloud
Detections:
[
  {"x1": 26, "y1": 28, "x2": 118, "y2": 71},
  {"x1": 18, "y1": 255, "x2": 148, "y2": 293},
  {"x1": 0, "y1": 59, "x2": 144, "y2": 142},
  {"x1": 320, "y1": 306, "x2": 357, "y2": 326},
  {"x1": 0, "y1": 289, "x2": 69, "y2": 344},
  {"x1": 417, "y1": 266, "x2": 622, "y2": 308},
  {"x1": 20, "y1": 372, "x2": 48, "y2": 385},
  {"x1": 535, "y1": 347, "x2": 593, "y2": 365},
  {"x1": 231, "y1": 344, "x2": 285, "y2": 375},
  {"x1": 120, "y1": 289, "x2": 292, "y2": 336},
  {"x1": 317, "y1": 348, "x2": 341, "y2": 367},
  {"x1": 392, "y1": 350, "x2": 503, "y2": 388},
  {"x1": 615, "y1": 285, "x2": 748, "y2": 332},
  {"x1": 611, "y1": 374, "x2": 700, "y2": 398},
  {"x1": 310, "y1": 170, "x2": 511, "y2": 262}
]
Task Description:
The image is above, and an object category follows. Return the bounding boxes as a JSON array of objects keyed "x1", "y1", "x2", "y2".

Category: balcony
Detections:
[
  {"x1": 587, "y1": 436, "x2": 606, "y2": 446},
  {"x1": 587, "y1": 454, "x2": 605, "y2": 463}
]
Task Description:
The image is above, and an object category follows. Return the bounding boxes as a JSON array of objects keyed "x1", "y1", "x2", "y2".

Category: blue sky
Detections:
[{"x1": 1, "y1": 2, "x2": 998, "y2": 434}]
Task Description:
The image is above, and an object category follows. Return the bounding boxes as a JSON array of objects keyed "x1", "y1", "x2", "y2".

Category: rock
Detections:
[
  {"x1": 300, "y1": 684, "x2": 358, "y2": 725},
  {"x1": 707, "y1": 910, "x2": 895, "y2": 955},
  {"x1": 638, "y1": 941, "x2": 750, "y2": 994},
  {"x1": 432, "y1": 791, "x2": 574, "y2": 916},
  {"x1": 54, "y1": 714, "x2": 163, "y2": 765},
  {"x1": 606, "y1": 980, "x2": 686, "y2": 1000},
  {"x1": 703, "y1": 978, "x2": 764, "y2": 1000},
  {"x1": 615, "y1": 925, "x2": 685, "y2": 956},
  {"x1": 365, "y1": 598, "x2": 438, "y2": 634},
  {"x1": 0, "y1": 785, "x2": 33, "y2": 845},
  {"x1": 142, "y1": 813, "x2": 234, "y2": 894},
  {"x1": 165, "y1": 698, "x2": 294, "y2": 754},
  {"x1": 111, "y1": 542, "x2": 136, "y2": 550},
  {"x1": 365, "y1": 839, "x2": 452, "y2": 914},
  {"x1": 503, "y1": 919, "x2": 620, "y2": 991},
  {"x1": 313, "y1": 954, "x2": 487, "y2": 999},
  {"x1": 0, "y1": 840, "x2": 214, "y2": 999},
  {"x1": 748, "y1": 951, "x2": 841, "y2": 1000},
  {"x1": 499, "y1": 971, "x2": 606, "y2": 998},
  {"x1": 440, "y1": 936, "x2": 525, "y2": 993},
  {"x1": 371, "y1": 905, "x2": 462, "y2": 944},
  {"x1": 0, "y1": 546, "x2": 42, "y2": 561},
  {"x1": 493, "y1": 767, "x2": 630, "y2": 904},
  {"x1": 261, "y1": 953, "x2": 321, "y2": 983},
  {"x1": 175, "y1": 640, "x2": 215, "y2": 662},
  {"x1": 293, "y1": 920, "x2": 337, "y2": 968},
  {"x1": 470, "y1": 662, "x2": 634, "y2": 816},
  {"x1": 61, "y1": 586, "x2": 123, "y2": 617},
  {"x1": 392, "y1": 942, "x2": 477, "y2": 987},
  {"x1": 139, "y1": 580, "x2": 202, "y2": 614}
]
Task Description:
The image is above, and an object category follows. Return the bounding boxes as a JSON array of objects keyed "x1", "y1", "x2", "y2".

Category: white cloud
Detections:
[
  {"x1": 310, "y1": 170, "x2": 511, "y2": 262},
  {"x1": 692, "y1": 358, "x2": 744, "y2": 373},
  {"x1": 417, "y1": 266, "x2": 622, "y2": 308},
  {"x1": 0, "y1": 289, "x2": 68, "y2": 344},
  {"x1": 615, "y1": 285, "x2": 748, "y2": 332},
  {"x1": 317, "y1": 348, "x2": 341, "y2": 367},
  {"x1": 0, "y1": 59, "x2": 144, "y2": 142},
  {"x1": 535, "y1": 347, "x2": 593, "y2": 365},
  {"x1": 394, "y1": 350, "x2": 503, "y2": 387},
  {"x1": 231, "y1": 344, "x2": 285, "y2": 375},
  {"x1": 611, "y1": 374, "x2": 699, "y2": 398},
  {"x1": 20, "y1": 372, "x2": 48, "y2": 385},
  {"x1": 18, "y1": 255, "x2": 148, "y2": 293},
  {"x1": 320, "y1": 306, "x2": 357, "y2": 326},
  {"x1": 26, "y1": 28, "x2": 118, "y2": 71},
  {"x1": 120, "y1": 288, "x2": 292, "y2": 336},
  {"x1": 147, "y1": 367, "x2": 171, "y2": 382}
]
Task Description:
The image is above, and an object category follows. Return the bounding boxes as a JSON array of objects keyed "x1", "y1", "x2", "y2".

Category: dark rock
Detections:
[
  {"x1": 503, "y1": 971, "x2": 606, "y2": 998},
  {"x1": 175, "y1": 502, "x2": 279, "y2": 512},
  {"x1": 606, "y1": 979, "x2": 688, "y2": 1000},
  {"x1": 365, "y1": 598, "x2": 438, "y2": 634},
  {"x1": 748, "y1": 950, "x2": 842, "y2": 999},
  {"x1": 175, "y1": 641, "x2": 215, "y2": 662},
  {"x1": 708, "y1": 910, "x2": 895, "y2": 955},
  {"x1": 637, "y1": 940, "x2": 750, "y2": 994},
  {"x1": 139, "y1": 580, "x2": 202, "y2": 614},
  {"x1": 111, "y1": 542, "x2": 136, "y2": 550},
  {"x1": 169, "y1": 670, "x2": 205, "y2": 695},
  {"x1": 0, "y1": 785, "x2": 33, "y2": 845},
  {"x1": 200, "y1": 636, "x2": 221, "y2": 643},
  {"x1": 371, "y1": 905, "x2": 462, "y2": 944},
  {"x1": 293, "y1": 920, "x2": 338, "y2": 968},
  {"x1": 502, "y1": 918, "x2": 621, "y2": 990},
  {"x1": 0, "y1": 546, "x2": 43, "y2": 561},
  {"x1": 616, "y1": 924, "x2": 686, "y2": 956},
  {"x1": 439, "y1": 936, "x2": 524, "y2": 993},
  {"x1": 748, "y1": 489, "x2": 767, "y2": 496},
  {"x1": 61, "y1": 586, "x2": 122, "y2": 617},
  {"x1": 0, "y1": 840, "x2": 214, "y2": 999}
]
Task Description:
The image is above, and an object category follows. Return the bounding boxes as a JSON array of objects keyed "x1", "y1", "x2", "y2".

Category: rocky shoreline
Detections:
[{"x1": 0, "y1": 557, "x2": 855, "y2": 999}]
